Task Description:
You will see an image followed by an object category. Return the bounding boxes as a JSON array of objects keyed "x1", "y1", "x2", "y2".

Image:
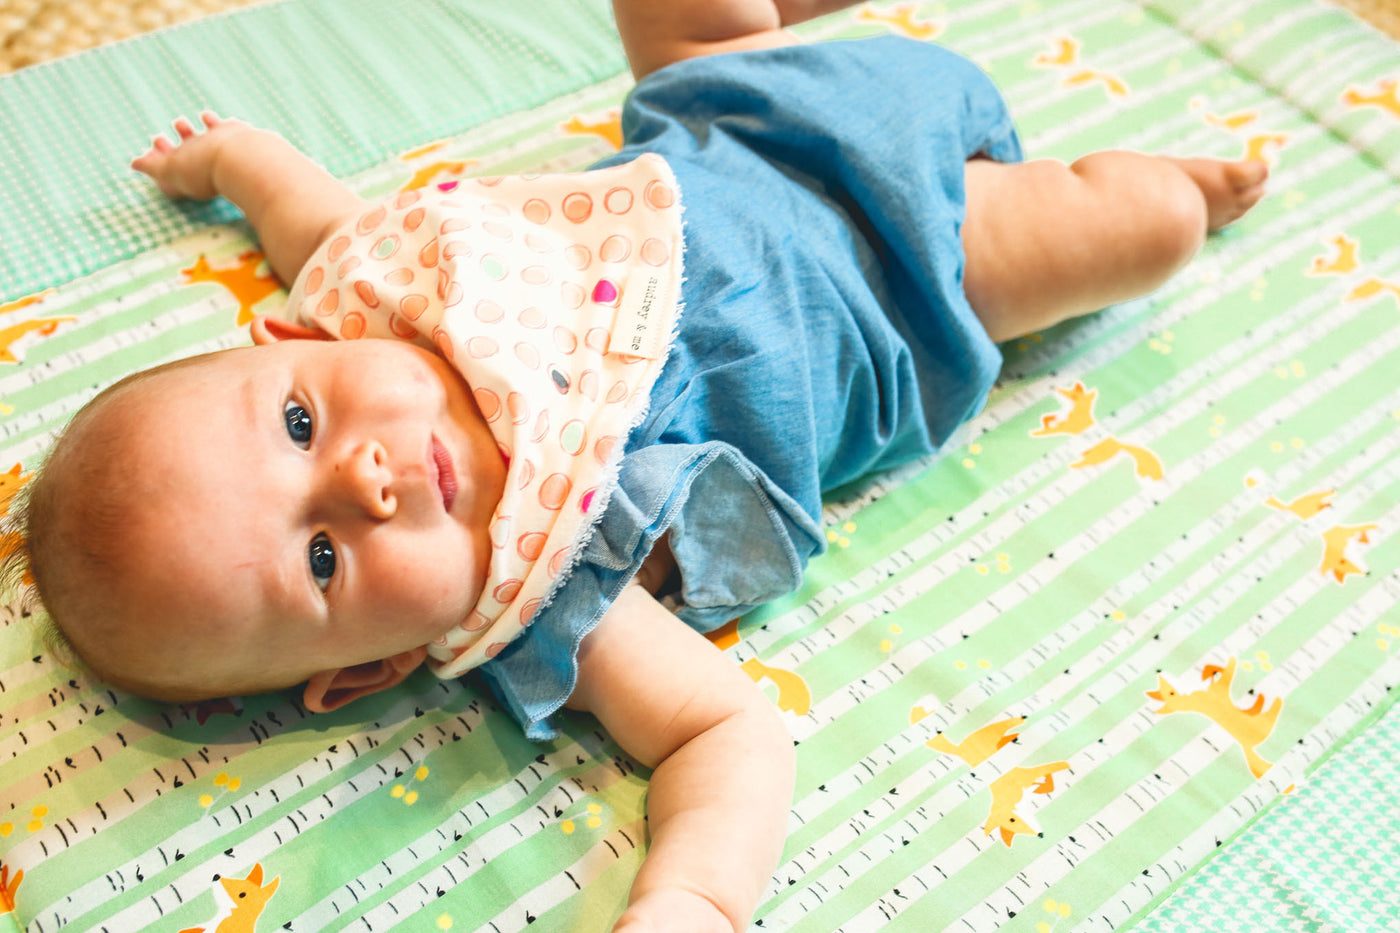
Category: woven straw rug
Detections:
[
  {"x1": 1, "y1": 0, "x2": 269, "y2": 72},
  {"x1": 3, "y1": 0, "x2": 1400, "y2": 71},
  {"x1": 1333, "y1": 0, "x2": 1400, "y2": 34}
]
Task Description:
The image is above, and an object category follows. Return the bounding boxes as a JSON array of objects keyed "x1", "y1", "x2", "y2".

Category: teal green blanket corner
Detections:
[
  {"x1": 3, "y1": 0, "x2": 1400, "y2": 931},
  {"x1": 0, "y1": 0, "x2": 627, "y2": 306}
]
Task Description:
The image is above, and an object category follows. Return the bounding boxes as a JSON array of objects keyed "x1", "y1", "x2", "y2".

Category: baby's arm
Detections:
[
  {"x1": 568, "y1": 582, "x2": 795, "y2": 932},
  {"x1": 132, "y1": 114, "x2": 367, "y2": 285},
  {"x1": 611, "y1": 0, "x2": 861, "y2": 78}
]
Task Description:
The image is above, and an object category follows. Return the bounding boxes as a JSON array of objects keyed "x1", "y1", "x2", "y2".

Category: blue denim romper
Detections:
[{"x1": 480, "y1": 36, "x2": 1023, "y2": 738}]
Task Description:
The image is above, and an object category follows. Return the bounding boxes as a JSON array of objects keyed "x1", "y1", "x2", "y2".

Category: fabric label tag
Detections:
[{"x1": 609, "y1": 266, "x2": 672, "y2": 360}]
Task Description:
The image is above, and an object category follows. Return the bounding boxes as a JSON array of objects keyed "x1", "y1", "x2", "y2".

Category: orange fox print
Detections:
[
  {"x1": 739, "y1": 657, "x2": 812, "y2": 716},
  {"x1": 705, "y1": 619, "x2": 812, "y2": 716},
  {"x1": 1318, "y1": 523, "x2": 1378, "y2": 584},
  {"x1": 400, "y1": 140, "x2": 448, "y2": 161},
  {"x1": 1069, "y1": 437, "x2": 1164, "y2": 481},
  {"x1": 0, "y1": 288, "x2": 73, "y2": 365},
  {"x1": 0, "y1": 463, "x2": 30, "y2": 581},
  {"x1": 0, "y1": 862, "x2": 21, "y2": 915},
  {"x1": 1345, "y1": 278, "x2": 1400, "y2": 308},
  {"x1": 401, "y1": 159, "x2": 477, "y2": 192},
  {"x1": 983, "y1": 761, "x2": 1071, "y2": 847},
  {"x1": 855, "y1": 3, "x2": 942, "y2": 40},
  {"x1": 1307, "y1": 235, "x2": 1359, "y2": 276},
  {"x1": 1242, "y1": 133, "x2": 1287, "y2": 164},
  {"x1": 178, "y1": 863, "x2": 280, "y2": 933},
  {"x1": 1146, "y1": 657, "x2": 1281, "y2": 779},
  {"x1": 561, "y1": 112, "x2": 624, "y2": 150},
  {"x1": 181, "y1": 252, "x2": 280, "y2": 326},
  {"x1": 1203, "y1": 109, "x2": 1259, "y2": 131},
  {"x1": 0, "y1": 290, "x2": 50, "y2": 317},
  {"x1": 1341, "y1": 78, "x2": 1400, "y2": 119},
  {"x1": 1063, "y1": 69, "x2": 1129, "y2": 98},
  {"x1": 1032, "y1": 37, "x2": 1079, "y2": 68},
  {"x1": 1263, "y1": 488, "x2": 1334, "y2": 521},
  {"x1": 1193, "y1": 97, "x2": 1286, "y2": 164},
  {"x1": 1030, "y1": 382, "x2": 1097, "y2": 437},
  {"x1": 0, "y1": 464, "x2": 29, "y2": 517},
  {"x1": 923, "y1": 716, "x2": 1024, "y2": 769},
  {"x1": 1030, "y1": 35, "x2": 1127, "y2": 99}
]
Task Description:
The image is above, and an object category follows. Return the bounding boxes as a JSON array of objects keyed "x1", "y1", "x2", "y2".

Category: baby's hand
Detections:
[
  {"x1": 613, "y1": 888, "x2": 735, "y2": 933},
  {"x1": 131, "y1": 112, "x2": 249, "y2": 200}
]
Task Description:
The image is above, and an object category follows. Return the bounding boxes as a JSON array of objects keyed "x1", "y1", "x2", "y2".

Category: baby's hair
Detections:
[
  {"x1": 0, "y1": 478, "x2": 91, "y2": 678},
  {"x1": 5, "y1": 352, "x2": 221, "y2": 693}
]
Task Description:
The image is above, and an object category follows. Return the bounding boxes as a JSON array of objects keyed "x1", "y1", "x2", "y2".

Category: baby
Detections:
[{"x1": 9, "y1": 0, "x2": 1268, "y2": 930}]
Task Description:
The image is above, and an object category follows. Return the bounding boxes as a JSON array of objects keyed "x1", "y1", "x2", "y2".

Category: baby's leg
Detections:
[{"x1": 961, "y1": 152, "x2": 1267, "y2": 342}]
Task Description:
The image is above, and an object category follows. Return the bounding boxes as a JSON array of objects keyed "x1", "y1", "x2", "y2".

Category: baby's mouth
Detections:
[{"x1": 430, "y1": 436, "x2": 458, "y2": 513}]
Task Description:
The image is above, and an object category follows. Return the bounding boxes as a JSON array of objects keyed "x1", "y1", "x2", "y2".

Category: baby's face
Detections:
[{"x1": 100, "y1": 334, "x2": 506, "y2": 700}]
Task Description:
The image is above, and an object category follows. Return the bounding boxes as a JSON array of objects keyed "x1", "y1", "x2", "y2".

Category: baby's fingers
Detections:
[
  {"x1": 129, "y1": 135, "x2": 172, "y2": 171},
  {"x1": 150, "y1": 112, "x2": 229, "y2": 156},
  {"x1": 131, "y1": 114, "x2": 241, "y2": 199},
  {"x1": 130, "y1": 138, "x2": 168, "y2": 173}
]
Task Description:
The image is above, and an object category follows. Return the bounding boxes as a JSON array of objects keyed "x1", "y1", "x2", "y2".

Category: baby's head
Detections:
[{"x1": 16, "y1": 317, "x2": 506, "y2": 711}]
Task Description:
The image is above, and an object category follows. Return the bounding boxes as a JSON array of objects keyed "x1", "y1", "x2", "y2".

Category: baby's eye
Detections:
[
  {"x1": 284, "y1": 401, "x2": 313, "y2": 448},
  {"x1": 308, "y1": 533, "x2": 336, "y2": 590}
]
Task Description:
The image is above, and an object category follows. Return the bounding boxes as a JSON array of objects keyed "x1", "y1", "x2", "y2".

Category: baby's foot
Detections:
[{"x1": 1168, "y1": 157, "x2": 1269, "y2": 231}]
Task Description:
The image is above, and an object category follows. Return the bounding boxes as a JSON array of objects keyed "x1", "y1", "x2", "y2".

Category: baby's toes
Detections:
[{"x1": 1227, "y1": 158, "x2": 1269, "y2": 192}]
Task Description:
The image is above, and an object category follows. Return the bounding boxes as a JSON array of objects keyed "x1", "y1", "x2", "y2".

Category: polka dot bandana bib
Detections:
[{"x1": 286, "y1": 154, "x2": 685, "y2": 676}]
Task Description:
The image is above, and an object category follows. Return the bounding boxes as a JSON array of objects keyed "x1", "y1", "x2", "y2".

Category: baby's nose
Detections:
[{"x1": 337, "y1": 441, "x2": 397, "y2": 519}]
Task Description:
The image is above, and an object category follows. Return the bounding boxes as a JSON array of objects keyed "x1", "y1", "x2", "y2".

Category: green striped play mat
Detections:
[{"x1": 2, "y1": 0, "x2": 1399, "y2": 930}]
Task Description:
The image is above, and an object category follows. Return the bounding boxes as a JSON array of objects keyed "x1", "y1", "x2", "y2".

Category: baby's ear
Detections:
[
  {"x1": 250, "y1": 314, "x2": 332, "y2": 345},
  {"x1": 302, "y1": 647, "x2": 428, "y2": 713}
]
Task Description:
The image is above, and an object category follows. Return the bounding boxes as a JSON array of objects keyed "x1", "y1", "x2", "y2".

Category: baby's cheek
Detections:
[
  {"x1": 403, "y1": 342, "x2": 459, "y2": 390},
  {"x1": 405, "y1": 358, "x2": 438, "y2": 392},
  {"x1": 372, "y1": 535, "x2": 484, "y2": 627},
  {"x1": 413, "y1": 558, "x2": 478, "y2": 613},
  {"x1": 368, "y1": 362, "x2": 436, "y2": 411}
]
